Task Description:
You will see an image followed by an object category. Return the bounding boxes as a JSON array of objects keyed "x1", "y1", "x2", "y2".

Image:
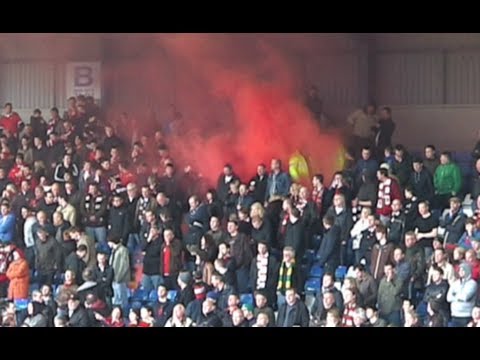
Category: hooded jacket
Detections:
[
  {"x1": 6, "y1": 249, "x2": 30, "y2": 300},
  {"x1": 447, "y1": 262, "x2": 478, "y2": 318},
  {"x1": 434, "y1": 162, "x2": 462, "y2": 196}
]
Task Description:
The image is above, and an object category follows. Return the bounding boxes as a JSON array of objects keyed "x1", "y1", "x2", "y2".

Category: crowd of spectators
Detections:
[{"x1": 0, "y1": 96, "x2": 478, "y2": 327}]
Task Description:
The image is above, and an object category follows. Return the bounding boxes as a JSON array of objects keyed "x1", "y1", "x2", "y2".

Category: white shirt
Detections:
[{"x1": 24, "y1": 216, "x2": 37, "y2": 248}]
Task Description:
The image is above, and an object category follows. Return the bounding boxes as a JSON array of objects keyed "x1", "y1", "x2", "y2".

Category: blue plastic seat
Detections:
[
  {"x1": 309, "y1": 264, "x2": 324, "y2": 278},
  {"x1": 304, "y1": 278, "x2": 321, "y2": 293},
  {"x1": 148, "y1": 289, "x2": 158, "y2": 303},
  {"x1": 131, "y1": 288, "x2": 149, "y2": 302},
  {"x1": 303, "y1": 249, "x2": 315, "y2": 263},
  {"x1": 240, "y1": 293, "x2": 254, "y2": 307},
  {"x1": 14, "y1": 299, "x2": 29, "y2": 311},
  {"x1": 29, "y1": 283, "x2": 40, "y2": 293},
  {"x1": 335, "y1": 266, "x2": 347, "y2": 281},
  {"x1": 167, "y1": 290, "x2": 178, "y2": 302},
  {"x1": 130, "y1": 301, "x2": 143, "y2": 310}
]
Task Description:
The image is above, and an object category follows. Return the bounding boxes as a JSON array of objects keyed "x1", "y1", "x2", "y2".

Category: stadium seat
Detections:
[
  {"x1": 131, "y1": 301, "x2": 143, "y2": 310},
  {"x1": 14, "y1": 299, "x2": 29, "y2": 311},
  {"x1": 335, "y1": 266, "x2": 347, "y2": 281},
  {"x1": 240, "y1": 293, "x2": 254, "y2": 307},
  {"x1": 303, "y1": 249, "x2": 315, "y2": 265},
  {"x1": 304, "y1": 278, "x2": 321, "y2": 293},
  {"x1": 148, "y1": 289, "x2": 158, "y2": 303},
  {"x1": 167, "y1": 290, "x2": 178, "y2": 302},
  {"x1": 53, "y1": 273, "x2": 64, "y2": 286},
  {"x1": 309, "y1": 264, "x2": 324, "y2": 279},
  {"x1": 131, "y1": 288, "x2": 149, "y2": 302}
]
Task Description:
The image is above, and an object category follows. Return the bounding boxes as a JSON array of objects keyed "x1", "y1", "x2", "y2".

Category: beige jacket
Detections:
[
  {"x1": 347, "y1": 109, "x2": 377, "y2": 139},
  {"x1": 58, "y1": 204, "x2": 77, "y2": 227}
]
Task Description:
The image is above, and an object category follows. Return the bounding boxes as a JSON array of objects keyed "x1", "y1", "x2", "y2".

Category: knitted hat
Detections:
[
  {"x1": 241, "y1": 303, "x2": 254, "y2": 313},
  {"x1": 178, "y1": 271, "x2": 192, "y2": 285},
  {"x1": 206, "y1": 291, "x2": 219, "y2": 303}
]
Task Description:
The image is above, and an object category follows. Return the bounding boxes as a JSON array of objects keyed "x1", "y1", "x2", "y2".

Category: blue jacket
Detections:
[
  {"x1": 265, "y1": 171, "x2": 291, "y2": 201},
  {"x1": 0, "y1": 213, "x2": 15, "y2": 243},
  {"x1": 355, "y1": 159, "x2": 379, "y2": 179}
]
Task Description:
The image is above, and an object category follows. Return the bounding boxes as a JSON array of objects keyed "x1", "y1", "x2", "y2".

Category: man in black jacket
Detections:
[
  {"x1": 211, "y1": 273, "x2": 235, "y2": 311},
  {"x1": 440, "y1": 197, "x2": 467, "y2": 246},
  {"x1": 80, "y1": 183, "x2": 108, "y2": 249},
  {"x1": 35, "y1": 228, "x2": 62, "y2": 286},
  {"x1": 107, "y1": 194, "x2": 130, "y2": 246},
  {"x1": 423, "y1": 265, "x2": 450, "y2": 324},
  {"x1": 316, "y1": 215, "x2": 341, "y2": 274},
  {"x1": 125, "y1": 182, "x2": 140, "y2": 253},
  {"x1": 250, "y1": 164, "x2": 268, "y2": 203},
  {"x1": 195, "y1": 293, "x2": 223, "y2": 327},
  {"x1": 67, "y1": 294, "x2": 90, "y2": 327},
  {"x1": 65, "y1": 244, "x2": 87, "y2": 286},
  {"x1": 227, "y1": 220, "x2": 253, "y2": 294},
  {"x1": 277, "y1": 288, "x2": 309, "y2": 327},
  {"x1": 249, "y1": 241, "x2": 280, "y2": 307},
  {"x1": 154, "y1": 285, "x2": 175, "y2": 327},
  {"x1": 373, "y1": 106, "x2": 395, "y2": 159},
  {"x1": 216, "y1": 164, "x2": 239, "y2": 204},
  {"x1": 251, "y1": 216, "x2": 274, "y2": 248},
  {"x1": 93, "y1": 252, "x2": 114, "y2": 308},
  {"x1": 284, "y1": 208, "x2": 306, "y2": 263},
  {"x1": 409, "y1": 158, "x2": 434, "y2": 203},
  {"x1": 311, "y1": 272, "x2": 344, "y2": 316},
  {"x1": 392, "y1": 145, "x2": 412, "y2": 189},
  {"x1": 140, "y1": 226, "x2": 162, "y2": 293},
  {"x1": 177, "y1": 271, "x2": 195, "y2": 307},
  {"x1": 325, "y1": 193, "x2": 353, "y2": 266},
  {"x1": 388, "y1": 199, "x2": 406, "y2": 246}
]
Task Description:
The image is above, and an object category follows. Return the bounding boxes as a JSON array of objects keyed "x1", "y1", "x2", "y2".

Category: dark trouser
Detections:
[
  {"x1": 433, "y1": 194, "x2": 451, "y2": 211},
  {"x1": 25, "y1": 247, "x2": 35, "y2": 271},
  {"x1": 451, "y1": 316, "x2": 472, "y2": 328},
  {"x1": 36, "y1": 271, "x2": 55, "y2": 287},
  {"x1": 0, "y1": 282, "x2": 8, "y2": 298},
  {"x1": 382, "y1": 310, "x2": 401, "y2": 327},
  {"x1": 162, "y1": 275, "x2": 178, "y2": 291},
  {"x1": 236, "y1": 266, "x2": 250, "y2": 294},
  {"x1": 351, "y1": 136, "x2": 372, "y2": 155},
  {"x1": 266, "y1": 200, "x2": 283, "y2": 249},
  {"x1": 340, "y1": 243, "x2": 348, "y2": 267}
]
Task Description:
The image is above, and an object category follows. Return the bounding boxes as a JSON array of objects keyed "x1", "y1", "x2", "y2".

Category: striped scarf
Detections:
[{"x1": 277, "y1": 260, "x2": 295, "y2": 292}]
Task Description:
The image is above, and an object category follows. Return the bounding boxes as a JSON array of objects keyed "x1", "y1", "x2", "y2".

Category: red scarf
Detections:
[{"x1": 312, "y1": 186, "x2": 324, "y2": 216}]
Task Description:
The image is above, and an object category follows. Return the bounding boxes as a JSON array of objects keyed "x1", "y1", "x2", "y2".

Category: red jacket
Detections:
[
  {"x1": 376, "y1": 177, "x2": 402, "y2": 217},
  {"x1": 0, "y1": 112, "x2": 22, "y2": 135},
  {"x1": 119, "y1": 171, "x2": 137, "y2": 187},
  {"x1": 469, "y1": 260, "x2": 480, "y2": 281},
  {"x1": 8, "y1": 164, "x2": 24, "y2": 187}
]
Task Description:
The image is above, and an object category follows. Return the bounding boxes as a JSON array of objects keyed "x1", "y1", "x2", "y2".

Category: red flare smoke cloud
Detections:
[{"x1": 119, "y1": 34, "x2": 345, "y2": 186}]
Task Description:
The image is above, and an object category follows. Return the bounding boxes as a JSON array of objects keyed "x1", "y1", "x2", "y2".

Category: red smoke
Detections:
[{"x1": 109, "y1": 34, "x2": 345, "y2": 186}]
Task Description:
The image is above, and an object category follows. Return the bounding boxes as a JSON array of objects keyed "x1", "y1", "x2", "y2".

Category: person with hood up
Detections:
[
  {"x1": 447, "y1": 261, "x2": 478, "y2": 327},
  {"x1": 23, "y1": 301, "x2": 48, "y2": 327}
]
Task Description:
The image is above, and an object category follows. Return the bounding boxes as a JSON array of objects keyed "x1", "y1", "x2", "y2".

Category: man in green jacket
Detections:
[
  {"x1": 108, "y1": 237, "x2": 131, "y2": 311},
  {"x1": 377, "y1": 263, "x2": 403, "y2": 326},
  {"x1": 434, "y1": 152, "x2": 462, "y2": 210}
]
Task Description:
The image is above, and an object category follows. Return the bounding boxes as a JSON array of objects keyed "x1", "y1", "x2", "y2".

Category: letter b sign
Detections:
[{"x1": 74, "y1": 66, "x2": 94, "y2": 87}]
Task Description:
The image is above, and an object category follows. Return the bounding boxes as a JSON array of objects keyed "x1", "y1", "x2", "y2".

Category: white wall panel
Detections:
[
  {"x1": 306, "y1": 54, "x2": 360, "y2": 106},
  {"x1": 376, "y1": 52, "x2": 444, "y2": 105},
  {"x1": 0, "y1": 63, "x2": 55, "y2": 108},
  {"x1": 446, "y1": 52, "x2": 480, "y2": 104}
]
